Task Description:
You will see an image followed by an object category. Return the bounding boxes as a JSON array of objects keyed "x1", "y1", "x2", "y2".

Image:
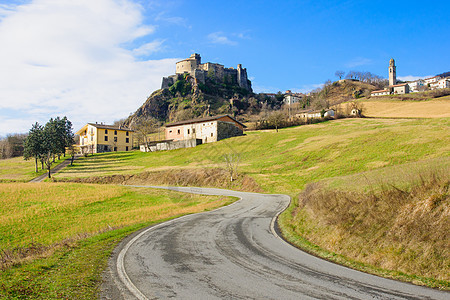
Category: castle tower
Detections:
[
  {"x1": 389, "y1": 58, "x2": 396, "y2": 86},
  {"x1": 237, "y1": 64, "x2": 248, "y2": 90},
  {"x1": 190, "y1": 53, "x2": 201, "y2": 66}
]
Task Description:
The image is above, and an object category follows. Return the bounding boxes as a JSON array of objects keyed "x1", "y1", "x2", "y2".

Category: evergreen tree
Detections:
[{"x1": 23, "y1": 122, "x2": 44, "y2": 172}]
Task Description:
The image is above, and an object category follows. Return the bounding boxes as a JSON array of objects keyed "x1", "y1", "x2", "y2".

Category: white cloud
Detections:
[
  {"x1": 155, "y1": 11, "x2": 190, "y2": 28},
  {"x1": 0, "y1": 0, "x2": 177, "y2": 136},
  {"x1": 397, "y1": 75, "x2": 432, "y2": 82},
  {"x1": 207, "y1": 32, "x2": 237, "y2": 46},
  {"x1": 132, "y1": 39, "x2": 165, "y2": 56},
  {"x1": 345, "y1": 57, "x2": 372, "y2": 68}
]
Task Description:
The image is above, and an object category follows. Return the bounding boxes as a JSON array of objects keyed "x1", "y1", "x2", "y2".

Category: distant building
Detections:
[
  {"x1": 371, "y1": 89, "x2": 390, "y2": 96},
  {"x1": 438, "y1": 78, "x2": 450, "y2": 89},
  {"x1": 295, "y1": 109, "x2": 335, "y2": 119},
  {"x1": 76, "y1": 123, "x2": 133, "y2": 154},
  {"x1": 391, "y1": 83, "x2": 410, "y2": 94},
  {"x1": 165, "y1": 115, "x2": 245, "y2": 144},
  {"x1": 424, "y1": 76, "x2": 441, "y2": 85},
  {"x1": 161, "y1": 53, "x2": 252, "y2": 92},
  {"x1": 389, "y1": 58, "x2": 397, "y2": 86},
  {"x1": 407, "y1": 79, "x2": 425, "y2": 92},
  {"x1": 283, "y1": 92, "x2": 304, "y2": 106},
  {"x1": 371, "y1": 58, "x2": 410, "y2": 96}
]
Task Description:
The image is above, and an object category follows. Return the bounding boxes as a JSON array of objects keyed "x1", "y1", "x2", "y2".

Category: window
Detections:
[
  {"x1": 193, "y1": 128, "x2": 195, "y2": 134},
  {"x1": 126, "y1": 138, "x2": 129, "y2": 143},
  {"x1": 114, "y1": 147, "x2": 117, "y2": 151},
  {"x1": 104, "y1": 145, "x2": 108, "y2": 151},
  {"x1": 104, "y1": 136, "x2": 108, "y2": 141},
  {"x1": 114, "y1": 130, "x2": 117, "y2": 135},
  {"x1": 126, "y1": 146, "x2": 129, "y2": 151},
  {"x1": 105, "y1": 129, "x2": 108, "y2": 134},
  {"x1": 169, "y1": 130, "x2": 172, "y2": 133},
  {"x1": 114, "y1": 137, "x2": 117, "y2": 142},
  {"x1": 187, "y1": 129, "x2": 190, "y2": 134},
  {"x1": 177, "y1": 129, "x2": 180, "y2": 134},
  {"x1": 211, "y1": 133, "x2": 213, "y2": 137},
  {"x1": 91, "y1": 136, "x2": 93, "y2": 142},
  {"x1": 126, "y1": 131, "x2": 129, "y2": 136}
]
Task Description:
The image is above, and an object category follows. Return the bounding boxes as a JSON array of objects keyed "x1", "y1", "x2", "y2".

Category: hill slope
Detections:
[{"x1": 54, "y1": 117, "x2": 450, "y2": 288}]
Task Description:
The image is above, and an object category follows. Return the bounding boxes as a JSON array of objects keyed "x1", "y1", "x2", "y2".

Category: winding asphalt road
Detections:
[{"x1": 101, "y1": 186, "x2": 448, "y2": 299}]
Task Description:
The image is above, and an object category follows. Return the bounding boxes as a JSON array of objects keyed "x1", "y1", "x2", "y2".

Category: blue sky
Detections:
[{"x1": 0, "y1": 0, "x2": 449, "y2": 135}]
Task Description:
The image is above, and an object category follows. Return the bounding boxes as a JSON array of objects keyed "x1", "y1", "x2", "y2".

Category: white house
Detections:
[
  {"x1": 407, "y1": 79, "x2": 425, "y2": 92},
  {"x1": 295, "y1": 109, "x2": 335, "y2": 119},
  {"x1": 371, "y1": 89, "x2": 390, "y2": 97},
  {"x1": 424, "y1": 76, "x2": 441, "y2": 85},
  {"x1": 284, "y1": 95, "x2": 303, "y2": 105},
  {"x1": 437, "y1": 78, "x2": 450, "y2": 89}
]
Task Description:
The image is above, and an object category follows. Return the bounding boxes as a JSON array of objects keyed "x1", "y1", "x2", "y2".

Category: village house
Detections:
[
  {"x1": 283, "y1": 90, "x2": 304, "y2": 106},
  {"x1": 407, "y1": 79, "x2": 425, "y2": 92},
  {"x1": 371, "y1": 58, "x2": 410, "y2": 96},
  {"x1": 391, "y1": 83, "x2": 410, "y2": 94},
  {"x1": 431, "y1": 77, "x2": 450, "y2": 90},
  {"x1": 295, "y1": 109, "x2": 335, "y2": 119},
  {"x1": 165, "y1": 115, "x2": 246, "y2": 144},
  {"x1": 424, "y1": 76, "x2": 441, "y2": 85},
  {"x1": 76, "y1": 123, "x2": 133, "y2": 154},
  {"x1": 371, "y1": 89, "x2": 390, "y2": 96}
]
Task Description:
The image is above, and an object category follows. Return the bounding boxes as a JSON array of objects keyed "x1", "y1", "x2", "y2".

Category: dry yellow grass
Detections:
[
  {"x1": 360, "y1": 98, "x2": 450, "y2": 118},
  {"x1": 285, "y1": 162, "x2": 449, "y2": 285}
]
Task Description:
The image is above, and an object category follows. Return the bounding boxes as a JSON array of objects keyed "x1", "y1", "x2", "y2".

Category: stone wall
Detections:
[
  {"x1": 140, "y1": 139, "x2": 201, "y2": 152},
  {"x1": 217, "y1": 121, "x2": 244, "y2": 141}
]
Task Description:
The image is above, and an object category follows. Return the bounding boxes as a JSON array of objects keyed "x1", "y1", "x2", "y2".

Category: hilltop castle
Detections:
[{"x1": 161, "y1": 53, "x2": 252, "y2": 92}]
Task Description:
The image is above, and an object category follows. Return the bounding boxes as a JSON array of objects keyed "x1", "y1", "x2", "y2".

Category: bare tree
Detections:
[
  {"x1": 335, "y1": 70, "x2": 345, "y2": 80},
  {"x1": 133, "y1": 117, "x2": 159, "y2": 152},
  {"x1": 267, "y1": 111, "x2": 286, "y2": 132},
  {"x1": 223, "y1": 152, "x2": 241, "y2": 182}
]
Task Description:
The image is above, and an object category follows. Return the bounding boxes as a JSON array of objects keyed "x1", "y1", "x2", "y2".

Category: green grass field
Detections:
[
  {"x1": 2, "y1": 117, "x2": 449, "y2": 295},
  {"x1": 0, "y1": 182, "x2": 234, "y2": 298},
  {"x1": 57, "y1": 118, "x2": 450, "y2": 195},
  {"x1": 0, "y1": 155, "x2": 72, "y2": 182},
  {"x1": 53, "y1": 117, "x2": 450, "y2": 289}
]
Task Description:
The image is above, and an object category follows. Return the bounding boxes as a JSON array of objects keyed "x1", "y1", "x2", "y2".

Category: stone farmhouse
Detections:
[
  {"x1": 161, "y1": 53, "x2": 252, "y2": 92},
  {"x1": 165, "y1": 115, "x2": 245, "y2": 144},
  {"x1": 76, "y1": 123, "x2": 133, "y2": 154}
]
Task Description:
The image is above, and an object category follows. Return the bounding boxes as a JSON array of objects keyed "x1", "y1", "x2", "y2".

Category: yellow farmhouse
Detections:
[{"x1": 76, "y1": 123, "x2": 134, "y2": 154}]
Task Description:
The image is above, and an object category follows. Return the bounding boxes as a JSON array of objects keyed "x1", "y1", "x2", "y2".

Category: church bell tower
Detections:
[{"x1": 389, "y1": 58, "x2": 396, "y2": 86}]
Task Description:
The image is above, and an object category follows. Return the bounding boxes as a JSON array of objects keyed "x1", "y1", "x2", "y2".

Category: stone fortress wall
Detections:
[{"x1": 162, "y1": 53, "x2": 251, "y2": 92}]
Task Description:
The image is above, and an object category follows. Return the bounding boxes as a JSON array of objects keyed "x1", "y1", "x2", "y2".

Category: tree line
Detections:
[
  {"x1": 0, "y1": 134, "x2": 27, "y2": 159},
  {"x1": 23, "y1": 117, "x2": 75, "y2": 178}
]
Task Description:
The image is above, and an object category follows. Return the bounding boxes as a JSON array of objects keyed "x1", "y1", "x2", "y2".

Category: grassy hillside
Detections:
[
  {"x1": 3, "y1": 117, "x2": 449, "y2": 293},
  {"x1": 280, "y1": 160, "x2": 449, "y2": 287},
  {"x1": 0, "y1": 182, "x2": 233, "y2": 298},
  {"x1": 56, "y1": 118, "x2": 449, "y2": 194},
  {"x1": 52, "y1": 117, "x2": 450, "y2": 289}
]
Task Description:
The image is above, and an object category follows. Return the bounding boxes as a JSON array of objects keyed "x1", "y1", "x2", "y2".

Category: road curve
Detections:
[{"x1": 101, "y1": 186, "x2": 448, "y2": 300}]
